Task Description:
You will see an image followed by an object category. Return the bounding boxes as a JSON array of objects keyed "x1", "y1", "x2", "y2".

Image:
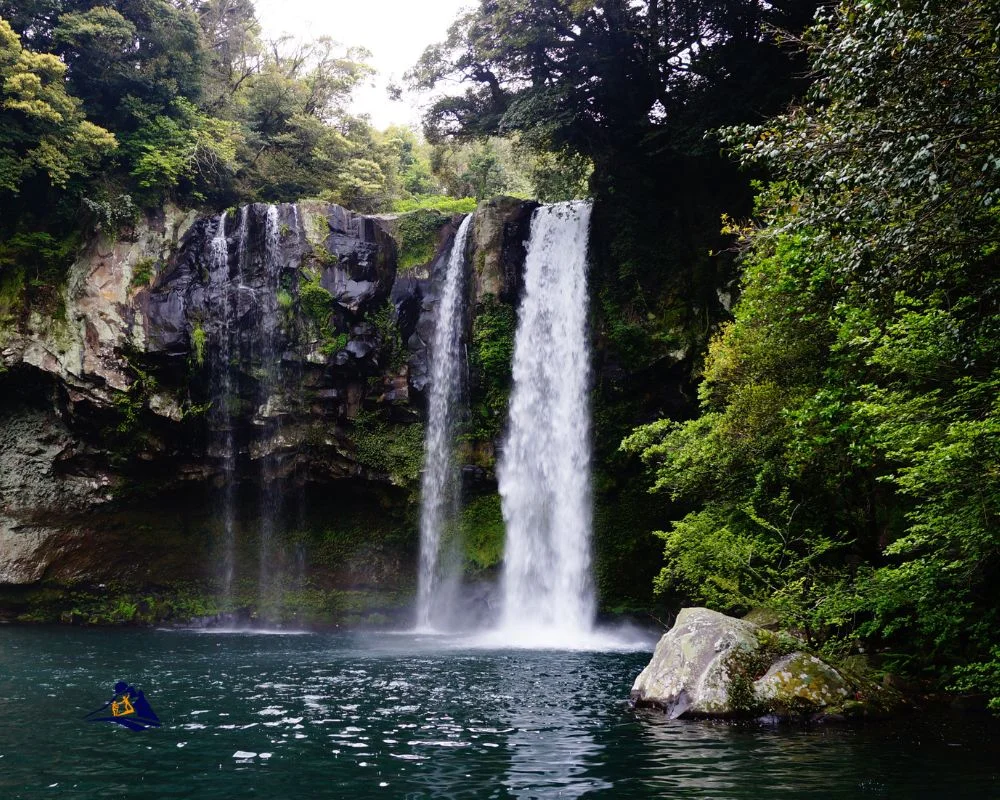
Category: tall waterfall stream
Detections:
[{"x1": 496, "y1": 201, "x2": 596, "y2": 645}]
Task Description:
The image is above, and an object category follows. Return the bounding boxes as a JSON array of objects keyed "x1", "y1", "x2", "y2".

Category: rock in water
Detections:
[
  {"x1": 630, "y1": 607, "x2": 890, "y2": 720},
  {"x1": 630, "y1": 607, "x2": 760, "y2": 718},
  {"x1": 754, "y1": 652, "x2": 852, "y2": 714}
]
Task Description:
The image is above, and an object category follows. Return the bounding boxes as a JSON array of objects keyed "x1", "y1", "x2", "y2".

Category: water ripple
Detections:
[{"x1": 0, "y1": 628, "x2": 996, "y2": 799}]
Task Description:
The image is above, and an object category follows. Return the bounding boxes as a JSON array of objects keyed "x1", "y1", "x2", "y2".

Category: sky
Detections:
[{"x1": 254, "y1": 0, "x2": 472, "y2": 130}]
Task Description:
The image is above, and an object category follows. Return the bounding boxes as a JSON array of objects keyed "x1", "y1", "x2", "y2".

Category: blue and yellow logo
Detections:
[{"x1": 85, "y1": 681, "x2": 161, "y2": 731}]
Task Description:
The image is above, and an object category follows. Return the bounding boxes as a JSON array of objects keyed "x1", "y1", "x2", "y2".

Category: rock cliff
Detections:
[{"x1": 0, "y1": 198, "x2": 535, "y2": 625}]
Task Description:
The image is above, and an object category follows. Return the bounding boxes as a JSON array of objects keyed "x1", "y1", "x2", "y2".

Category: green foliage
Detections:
[
  {"x1": 5, "y1": 583, "x2": 221, "y2": 625},
  {"x1": 528, "y1": 148, "x2": 592, "y2": 203},
  {"x1": 0, "y1": 228, "x2": 80, "y2": 321},
  {"x1": 299, "y1": 274, "x2": 334, "y2": 328},
  {"x1": 130, "y1": 257, "x2": 156, "y2": 289},
  {"x1": 352, "y1": 411, "x2": 425, "y2": 488},
  {"x1": 391, "y1": 195, "x2": 477, "y2": 214},
  {"x1": 626, "y1": 0, "x2": 1000, "y2": 700},
  {"x1": 721, "y1": 1, "x2": 1000, "y2": 282},
  {"x1": 466, "y1": 295, "x2": 516, "y2": 441},
  {"x1": 953, "y1": 648, "x2": 1000, "y2": 711},
  {"x1": 318, "y1": 333, "x2": 348, "y2": 357},
  {"x1": 82, "y1": 191, "x2": 138, "y2": 236},
  {"x1": 190, "y1": 321, "x2": 207, "y2": 366},
  {"x1": 371, "y1": 300, "x2": 406, "y2": 371},
  {"x1": 124, "y1": 98, "x2": 240, "y2": 201},
  {"x1": 297, "y1": 271, "x2": 350, "y2": 356},
  {"x1": 0, "y1": 17, "x2": 116, "y2": 194},
  {"x1": 396, "y1": 209, "x2": 450, "y2": 271},
  {"x1": 460, "y1": 494, "x2": 505, "y2": 570}
]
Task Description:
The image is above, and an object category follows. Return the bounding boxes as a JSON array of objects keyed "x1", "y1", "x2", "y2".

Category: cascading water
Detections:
[
  {"x1": 496, "y1": 201, "x2": 595, "y2": 645},
  {"x1": 207, "y1": 211, "x2": 237, "y2": 605},
  {"x1": 416, "y1": 214, "x2": 473, "y2": 630},
  {"x1": 256, "y1": 204, "x2": 284, "y2": 620},
  {"x1": 206, "y1": 203, "x2": 295, "y2": 624}
]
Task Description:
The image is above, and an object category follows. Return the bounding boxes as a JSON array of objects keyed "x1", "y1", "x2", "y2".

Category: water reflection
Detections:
[
  {"x1": 498, "y1": 653, "x2": 610, "y2": 798},
  {"x1": 0, "y1": 628, "x2": 997, "y2": 800}
]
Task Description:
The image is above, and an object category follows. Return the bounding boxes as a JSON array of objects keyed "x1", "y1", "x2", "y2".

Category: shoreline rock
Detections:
[{"x1": 630, "y1": 607, "x2": 900, "y2": 721}]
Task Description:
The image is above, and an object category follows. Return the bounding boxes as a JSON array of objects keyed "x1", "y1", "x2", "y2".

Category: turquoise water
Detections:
[{"x1": 0, "y1": 626, "x2": 996, "y2": 798}]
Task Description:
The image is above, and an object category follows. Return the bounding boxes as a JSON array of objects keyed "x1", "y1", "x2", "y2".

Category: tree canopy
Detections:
[
  {"x1": 625, "y1": 0, "x2": 1000, "y2": 703},
  {"x1": 410, "y1": 0, "x2": 818, "y2": 161}
]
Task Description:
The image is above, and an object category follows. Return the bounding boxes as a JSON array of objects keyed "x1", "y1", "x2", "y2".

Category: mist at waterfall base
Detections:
[
  {"x1": 3, "y1": 627, "x2": 998, "y2": 800},
  {"x1": 416, "y1": 201, "x2": 641, "y2": 651}
]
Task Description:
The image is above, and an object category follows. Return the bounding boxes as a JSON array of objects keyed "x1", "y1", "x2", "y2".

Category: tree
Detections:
[
  {"x1": 721, "y1": 0, "x2": 1000, "y2": 284},
  {"x1": 0, "y1": 16, "x2": 116, "y2": 194},
  {"x1": 626, "y1": 0, "x2": 1000, "y2": 693},
  {"x1": 410, "y1": 0, "x2": 819, "y2": 162},
  {"x1": 51, "y1": 0, "x2": 207, "y2": 132},
  {"x1": 193, "y1": 0, "x2": 261, "y2": 113}
]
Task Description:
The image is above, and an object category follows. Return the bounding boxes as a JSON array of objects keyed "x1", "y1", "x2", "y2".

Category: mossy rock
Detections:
[
  {"x1": 631, "y1": 607, "x2": 901, "y2": 721},
  {"x1": 754, "y1": 652, "x2": 853, "y2": 715}
]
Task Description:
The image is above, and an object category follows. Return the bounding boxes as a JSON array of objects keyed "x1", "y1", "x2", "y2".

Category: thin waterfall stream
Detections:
[
  {"x1": 416, "y1": 214, "x2": 473, "y2": 630},
  {"x1": 208, "y1": 210, "x2": 236, "y2": 606},
  {"x1": 256, "y1": 203, "x2": 284, "y2": 621},
  {"x1": 205, "y1": 203, "x2": 296, "y2": 625}
]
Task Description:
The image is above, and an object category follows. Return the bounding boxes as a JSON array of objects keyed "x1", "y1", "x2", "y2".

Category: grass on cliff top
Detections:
[
  {"x1": 395, "y1": 210, "x2": 451, "y2": 271},
  {"x1": 391, "y1": 196, "x2": 477, "y2": 214}
]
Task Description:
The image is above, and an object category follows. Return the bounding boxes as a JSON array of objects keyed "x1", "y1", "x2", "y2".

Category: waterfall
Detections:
[
  {"x1": 416, "y1": 214, "x2": 473, "y2": 630},
  {"x1": 207, "y1": 211, "x2": 237, "y2": 605},
  {"x1": 496, "y1": 201, "x2": 595, "y2": 643},
  {"x1": 257, "y1": 204, "x2": 283, "y2": 621},
  {"x1": 206, "y1": 203, "x2": 291, "y2": 623}
]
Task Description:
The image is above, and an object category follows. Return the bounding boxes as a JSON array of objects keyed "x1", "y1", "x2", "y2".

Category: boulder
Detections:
[
  {"x1": 754, "y1": 652, "x2": 853, "y2": 714},
  {"x1": 630, "y1": 607, "x2": 760, "y2": 718},
  {"x1": 631, "y1": 607, "x2": 889, "y2": 720}
]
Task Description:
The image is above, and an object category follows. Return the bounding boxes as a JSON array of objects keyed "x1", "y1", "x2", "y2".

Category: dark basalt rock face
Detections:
[
  {"x1": 320, "y1": 205, "x2": 397, "y2": 314},
  {"x1": 0, "y1": 198, "x2": 538, "y2": 621}
]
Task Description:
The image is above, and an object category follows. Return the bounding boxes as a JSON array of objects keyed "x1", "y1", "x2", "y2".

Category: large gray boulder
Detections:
[
  {"x1": 631, "y1": 607, "x2": 887, "y2": 720},
  {"x1": 630, "y1": 607, "x2": 760, "y2": 718}
]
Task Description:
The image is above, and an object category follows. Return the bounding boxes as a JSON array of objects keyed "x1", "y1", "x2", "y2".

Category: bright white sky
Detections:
[{"x1": 254, "y1": 0, "x2": 472, "y2": 130}]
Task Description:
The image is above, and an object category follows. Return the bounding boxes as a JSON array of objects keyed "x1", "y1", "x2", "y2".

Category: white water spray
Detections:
[
  {"x1": 496, "y1": 201, "x2": 595, "y2": 645},
  {"x1": 208, "y1": 212, "x2": 237, "y2": 603},
  {"x1": 416, "y1": 214, "x2": 473, "y2": 630}
]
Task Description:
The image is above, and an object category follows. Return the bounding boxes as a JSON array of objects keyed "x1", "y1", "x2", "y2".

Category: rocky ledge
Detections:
[
  {"x1": 0, "y1": 196, "x2": 537, "y2": 624},
  {"x1": 630, "y1": 607, "x2": 900, "y2": 721}
]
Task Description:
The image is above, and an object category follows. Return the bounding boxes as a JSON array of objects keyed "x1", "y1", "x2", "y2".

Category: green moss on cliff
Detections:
[
  {"x1": 461, "y1": 494, "x2": 505, "y2": 570},
  {"x1": 130, "y1": 257, "x2": 157, "y2": 289},
  {"x1": 298, "y1": 271, "x2": 348, "y2": 355},
  {"x1": 191, "y1": 321, "x2": 207, "y2": 366},
  {"x1": 396, "y1": 209, "x2": 450, "y2": 271},
  {"x1": 0, "y1": 582, "x2": 220, "y2": 625},
  {"x1": 352, "y1": 410, "x2": 425, "y2": 488},
  {"x1": 467, "y1": 295, "x2": 516, "y2": 444}
]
